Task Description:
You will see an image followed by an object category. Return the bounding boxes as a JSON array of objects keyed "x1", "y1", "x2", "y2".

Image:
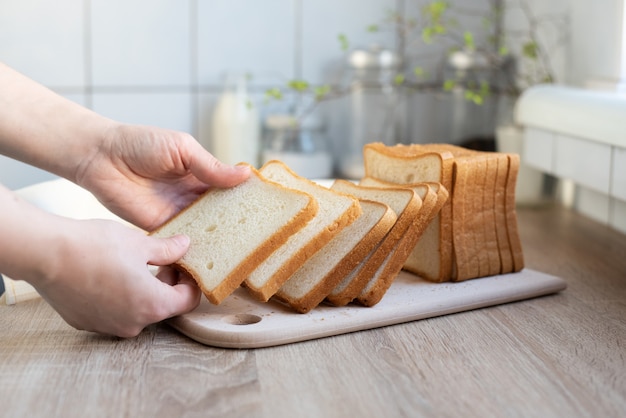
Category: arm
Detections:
[
  {"x1": 0, "y1": 61, "x2": 250, "y2": 230},
  {"x1": 0, "y1": 62, "x2": 250, "y2": 336},
  {"x1": 0, "y1": 183, "x2": 200, "y2": 337}
]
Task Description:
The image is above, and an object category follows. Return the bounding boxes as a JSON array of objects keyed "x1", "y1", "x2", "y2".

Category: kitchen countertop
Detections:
[{"x1": 1, "y1": 205, "x2": 625, "y2": 418}]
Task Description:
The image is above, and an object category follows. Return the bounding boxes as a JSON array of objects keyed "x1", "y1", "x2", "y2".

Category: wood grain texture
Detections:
[{"x1": 1, "y1": 206, "x2": 625, "y2": 418}]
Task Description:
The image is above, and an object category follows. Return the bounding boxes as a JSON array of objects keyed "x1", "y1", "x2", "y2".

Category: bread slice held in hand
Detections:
[
  {"x1": 244, "y1": 161, "x2": 362, "y2": 304},
  {"x1": 150, "y1": 165, "x2": 318, "y2": 305}
]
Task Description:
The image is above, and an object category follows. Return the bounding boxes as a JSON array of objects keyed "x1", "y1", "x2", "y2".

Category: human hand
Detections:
[
  {"x1": 75, "y1": 123, "x2": 250, "y2": 231},
  {"x1": 32, "y1": 218, "x2": 201, "y2": 337}
]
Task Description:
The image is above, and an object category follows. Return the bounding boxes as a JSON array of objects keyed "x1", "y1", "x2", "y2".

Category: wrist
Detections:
[{"x1": 0, "y1": 186, "x2": 70, "y2": 290}]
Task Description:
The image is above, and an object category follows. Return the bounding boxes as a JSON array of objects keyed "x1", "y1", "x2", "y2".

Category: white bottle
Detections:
[{"x1": 211, "y1": 73, "x2": 260, "y2": 166}]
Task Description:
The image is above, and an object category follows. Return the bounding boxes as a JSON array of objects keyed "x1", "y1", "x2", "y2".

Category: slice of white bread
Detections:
[
  {"x1": 360, "y1": 177, "x2": 450, "y2": 283},
  {"x1": 328, "y1": 180, "x2": 422, "y2": 305},
  {"x1": 244, "y1": 160, "x2": 362, "y2": 303},
  {"x1": 149, "y1": 165, "x2": 318, "y2": 305},
  {"x1": 363, "y1": 143, "x2": 455, "y2": 281},
  {"x1": 323, "y1": 198, "x2": 398, "y2": 307},
  {"x1": 356, "y1": 178, "x2": 448, "y2": 305},
  {"x1": 276, "y1": 199, "x2": 396, "y2": 313}
]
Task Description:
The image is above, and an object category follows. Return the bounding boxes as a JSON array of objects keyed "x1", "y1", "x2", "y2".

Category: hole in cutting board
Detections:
[{"x1": 221, "y1": 314, "x2": 262, "y2": 326}]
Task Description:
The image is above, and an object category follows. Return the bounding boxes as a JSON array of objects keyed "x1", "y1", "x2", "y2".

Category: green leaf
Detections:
[
  {"x1": 413, "y1": 66, "x2": 425, "y2": 77},
  {"x1": 498, "y1": 45, "x2": 509, "y2": 56},
  {"x1": 479, "y1": 81, "x2": 490, "y2": 95},
  {"x1": 287, "y1": 80, "x2": 310, "y2": 92},
  {"x1": 394, "y1": 74, "x2": 405, "y2": 85},
  {"x1": 422, "y1": 27, "x2": 434, "y2": 43},
  {"x1": 264, "y1": 88, "x2": 283, "y2": 101},
  {"x1": 443, "y1": 79, "x2": 456, "y2": 91},
  {"x1": 313, "y1": 85, "x2": 331, "y2": 100},
  {"x1": 338, "y1": 33, "x2": 349, "y2": 51},
  {"x1": 464, "y1": 31, "x2": 475, "y2": 51},
  {"x1": 423, "y1": 1, "x2": 448, "y2": 21},
  {"x1": 366, "y1": 24, "x2": 379, "y2": 32},
  {"x1": 523, "y1": 41, "x2": 538, "y2": 59}
]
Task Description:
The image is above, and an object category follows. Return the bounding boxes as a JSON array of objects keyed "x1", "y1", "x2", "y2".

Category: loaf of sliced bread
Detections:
[
  {"x1": 364, "y1": 142, "x2": 524, "y2": 282},
  {"x1": 328, "y1": 180, "x2": 422, "y2": 305},
  {"x1": 149, "y1": 165, "x2": 318, "y2": 305},
  {"x1": 276, "y1": 198, "x2": 396, "y2": 313},
  {"x1": 243, "y1": 160, "x2": 362, "y2": 303}
]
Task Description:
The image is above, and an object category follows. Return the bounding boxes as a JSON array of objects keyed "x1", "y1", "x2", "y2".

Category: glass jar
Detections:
[
  {"x1": 261, "y1": 115, "x2": 333, "y2": 179},
  {"x1": 338, "y1": 45, "x2": 404, "y2": 179}
]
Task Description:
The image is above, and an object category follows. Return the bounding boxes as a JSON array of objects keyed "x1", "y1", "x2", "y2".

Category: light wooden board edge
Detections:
[{"x1": 168, "y1": 269, "x2": 567, "y2": 349}]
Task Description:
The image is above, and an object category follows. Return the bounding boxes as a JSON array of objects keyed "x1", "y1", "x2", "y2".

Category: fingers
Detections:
[
  {"x1": 150, "y1": 273, "x2": 202, "y2": 323},
  {"x1": 186, "y1": 139, "x2": 250, "y2": 188},
  {"x1": 147, "y1": 234, "x2": 190, "y2": 266}
]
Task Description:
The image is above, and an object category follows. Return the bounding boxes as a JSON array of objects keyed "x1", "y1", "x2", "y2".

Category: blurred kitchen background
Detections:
[{"x1": 1, "y1": 0, "x2": 625, "y2": 233}]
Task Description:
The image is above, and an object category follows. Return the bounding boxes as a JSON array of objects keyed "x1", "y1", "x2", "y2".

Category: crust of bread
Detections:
[
  {"x1": 494, "y1": 155, "x2": 513, "y2": 273},
  {"x1": 505, "y1": 154, "x2": 525, "y2": 272},
  {"x1": 149, "y1": 164, "x2": 318, "y2": 305},
  {"x1": 483, "y1": 155, "x2": 501, "y2": 276}
]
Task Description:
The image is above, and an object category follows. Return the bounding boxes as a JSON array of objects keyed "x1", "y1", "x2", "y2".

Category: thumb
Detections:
[
  {"x1": 147, "y1": 234, "x2": 190, "y2": 266},
  {"x1": 189, "y1": 144, "x2": 251, "y2": 188}
]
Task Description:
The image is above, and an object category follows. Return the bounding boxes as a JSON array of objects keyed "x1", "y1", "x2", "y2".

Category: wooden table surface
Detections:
[{"x1": 1, "y1": 205, "x2": 625, "y2": 418}]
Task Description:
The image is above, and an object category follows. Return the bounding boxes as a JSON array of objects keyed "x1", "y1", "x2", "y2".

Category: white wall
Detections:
[
  {"x1": 1, "y1": 0, "x2": 624, "y2": 189},
  {"x1": 0, "y1": 0, "x2": 400, "y2": 188}
]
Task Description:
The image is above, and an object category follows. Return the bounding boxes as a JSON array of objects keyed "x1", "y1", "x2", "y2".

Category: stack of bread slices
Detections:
[
  {"x1": 363, "y1": 142, "x2": 524, "y2": 282},
  {"x1": 150, "y1": 142, "x2": 524, "y2": 313}
]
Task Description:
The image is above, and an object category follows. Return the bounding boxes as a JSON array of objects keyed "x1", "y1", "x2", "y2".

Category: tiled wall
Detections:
[{"x1": 1, "y1": 0, "x2": 408, "y2": 188}]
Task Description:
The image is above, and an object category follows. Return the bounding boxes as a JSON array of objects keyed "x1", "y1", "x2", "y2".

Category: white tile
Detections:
[
  {"x1": 610, "y1": 197, "x2": 626, "y2": 235},
  {"x1": 91, "y1": 0, "x2": 191, "y2": 86},
  {"x1": 554, "y1": 134, "x2": 611, "y2": 194},
  {"x1": 611, "y1": 146, "x2": 626, "y2": 201},
  {"x1": 301, "y1": 0, "x2": 396, "y2": 85},
  {"x1": 523, "y1": 127, "x2": 554, "y2": 172},
  {"x1": 0, "y1": 0, "x2": 84, "y2": 87},
  {"x1": 575, "y1": 185, "x2": 610, "y2": 225},
  {"x1": 197, "y1": 92, "x2": 220, "y2": 151},
  {"x1": 197, "y1": 0, "x2": 295, "y2": 86},
  {"x1": 92, "y1": 92, "x2": 194, "y2": 134}
]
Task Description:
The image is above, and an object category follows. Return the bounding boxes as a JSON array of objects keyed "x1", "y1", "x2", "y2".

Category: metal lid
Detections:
[{"x1": 348, "y1": 44, "x2": 402, "y2": 69}]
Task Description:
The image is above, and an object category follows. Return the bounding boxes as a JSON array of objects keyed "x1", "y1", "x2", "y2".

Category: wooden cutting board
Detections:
[{"x1": 168, "y1": 268, "x2": 566, "y2": 349}]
